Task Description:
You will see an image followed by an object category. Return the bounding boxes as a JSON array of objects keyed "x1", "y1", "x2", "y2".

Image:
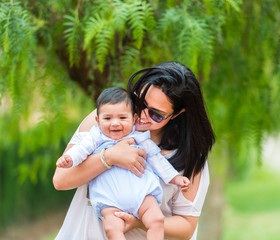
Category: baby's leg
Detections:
[
  {"x1": 138, "y1": 195, "x2": 164, "y2": 240},
  {"x1": 101, "y1": 207, "x2": 126, "y2": 240}
]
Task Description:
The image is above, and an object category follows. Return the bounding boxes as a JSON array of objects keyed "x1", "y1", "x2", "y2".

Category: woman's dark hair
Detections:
[
  {"x1": 96, "y1": 87, "x2": 134, "y2": 115},
  {"x1": 127, "y1": 61, "x2": 215, "y2": 179}
]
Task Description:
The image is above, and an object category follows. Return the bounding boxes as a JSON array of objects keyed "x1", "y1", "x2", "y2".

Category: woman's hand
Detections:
[
  {"x1": 105, "y1": 138, "x2": 147, "y2": 177},
  {"x1": 114, "y1": 212, "x2": 145, "y2": 233}
]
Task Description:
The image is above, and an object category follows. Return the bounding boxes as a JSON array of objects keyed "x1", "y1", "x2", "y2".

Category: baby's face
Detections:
[{"x1": 97, "y1": 102, "x2": 135, "y2": 140}]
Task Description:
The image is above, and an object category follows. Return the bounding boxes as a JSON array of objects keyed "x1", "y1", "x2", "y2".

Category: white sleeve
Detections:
[
  {"x1": 65, "y1": 127, "x2": 100, "y2": 167},
  {"x1": 141, "y1": 139, "x2": 179, "y2": 184},
  {"x1": 68, "y1": 122, "x2": 89, "y2": 145},
  {"x1": 172, "y1": 161, "x2": 210, "y2": 216},
  {"x1": 148, "y1": 154, "x2": 179, "y2": 184}
]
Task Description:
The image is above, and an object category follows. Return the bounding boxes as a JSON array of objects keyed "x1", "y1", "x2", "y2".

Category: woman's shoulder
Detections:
[
  {"x1": 160, "y1": 149, "x2": 177, "y2": 158},
  {"x1": 79, "y1": 110, "x2": 97, "y2": 132},
  {"x1": 171, "y1": 161, "x2": 209, "y2": 216}
]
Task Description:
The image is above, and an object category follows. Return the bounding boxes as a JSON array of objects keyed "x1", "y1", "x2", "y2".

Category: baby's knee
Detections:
[
  {"x1": 101, "y1": 208, "x2": 125, "y2": 238},
  {"x1": 103, "y1": 220, "x2": 112, "y2": 232},
  {"x1": 103, "y1": 222, "x2": 116, "y2": 237},
  {"x1": 103, "y1": 221, "x2": 124, "y2": 239},
  {"x1": 145, "y1": 212, "x2": 164, "y2": 229}
]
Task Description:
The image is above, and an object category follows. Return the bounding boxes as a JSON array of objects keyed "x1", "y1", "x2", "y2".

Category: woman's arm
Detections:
[
  {"x1": 164, "y1": 215, "x2": 198, "y2": 240},
  {"x1": 53, "y1": 148, "x2": 107, "y2": 190},
  {"x1": 53, "y1": 140, "x2": 147, "y2": 190},
  {"x1": 53, "y1": 110, "x2": 103, "y2": 190},
  {"x1": 163, "y1": 172, "x2": 201, "y2": 239},
  {"x1": 53, "y1": 110, "x2": 147, "y2": 190}
]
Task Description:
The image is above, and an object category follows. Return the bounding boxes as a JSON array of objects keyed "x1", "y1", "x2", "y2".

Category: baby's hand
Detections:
[
  {"x1": 172, "y1": 175, "x2": 190, "y2": 192},
  {"x1": 56, "y1": 155, "x2": 73, "y2": 168}
]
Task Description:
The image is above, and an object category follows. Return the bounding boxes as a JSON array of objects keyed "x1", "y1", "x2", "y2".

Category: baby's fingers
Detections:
[
  {"x1": 56, "y1": 156, "x2": 68, "y2": 168},
  {"x1": 183, "y1": 177, "x2": 190, "y2": 186},
  {"x1": 56, "y1": 159, "x2": 64, "y2": 168},
  {"x1": 64, "y1": 155, "x2": 72, "y2": 162},
  {"x1": 181, "y1": 186, "x2": 190, "y2": 192}
]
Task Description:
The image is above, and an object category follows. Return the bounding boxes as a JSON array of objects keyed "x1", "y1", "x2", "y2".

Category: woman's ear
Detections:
[
  {"x1": 133, "y1": 113, "x2": 137, "y2": 123},
  {"x1": 171, "y1": 108, "x2": 186, "y2": 120}
]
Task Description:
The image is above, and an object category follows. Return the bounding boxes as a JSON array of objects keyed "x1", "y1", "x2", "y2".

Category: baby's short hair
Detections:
[{"x1": 96, "y1": 87, "x2": 134, "y2": 115}]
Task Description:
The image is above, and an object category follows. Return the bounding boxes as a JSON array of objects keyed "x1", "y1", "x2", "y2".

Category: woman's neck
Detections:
[{"x1": 150, "y1": 129, "x2": 163, "y2": 145}]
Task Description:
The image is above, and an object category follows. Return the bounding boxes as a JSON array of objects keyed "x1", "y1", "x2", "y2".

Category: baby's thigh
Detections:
[
  {"x1": 138, "y1": 195, "x2": 164, "y2": 226},
  {"x1": 101, "y1": 207, "x2": 125, "y2": 233}
]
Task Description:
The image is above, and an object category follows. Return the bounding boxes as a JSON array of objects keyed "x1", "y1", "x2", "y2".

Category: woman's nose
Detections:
[{"x1": 141, "y1": 109, "x2": 149, "y2": 120}]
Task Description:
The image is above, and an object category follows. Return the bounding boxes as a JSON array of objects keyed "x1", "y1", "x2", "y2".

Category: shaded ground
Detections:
[{"x1": 0, "y1": 209, "x2": 67, "y2": 240}]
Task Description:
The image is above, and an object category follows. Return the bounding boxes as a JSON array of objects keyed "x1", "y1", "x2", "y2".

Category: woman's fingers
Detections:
[
  {"x1": 106, "y1": 139, "x2": 147, "y2": 175},
  {"x1": 129, "y1": 155, "x2": 146, "y2": 176},
  {"x1": 131, "y1": 166, "x2": 143, "y2": 177},
  {"x1": 137, "y1": 148, "x2": 147, "y2": 163},
  {"x1": 136, "y1": 156, "x2": 146, "y2": 173},
  {"x1": 114, "y1": 212, "x2": 139, "y2": 232},
  {"x1": 114, "y1": 211, "x2": 130, "y2": 219},
  {"x1": 121, "y1": 137, "x2": 136, "y2": 145}
]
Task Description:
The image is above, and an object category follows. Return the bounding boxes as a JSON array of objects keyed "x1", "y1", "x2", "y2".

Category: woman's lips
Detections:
[{"x1": 136, "y1": 118, "x2": 149, "y2": 125}]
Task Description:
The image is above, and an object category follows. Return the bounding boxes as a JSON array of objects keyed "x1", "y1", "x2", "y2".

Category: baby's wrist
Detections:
[{"x1": 170, "y1": 175, "x2": 179, "y2": 183}]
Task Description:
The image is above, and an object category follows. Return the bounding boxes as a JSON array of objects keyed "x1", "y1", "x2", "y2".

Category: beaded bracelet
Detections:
[{"x1": 100, "y1": 148, "x2": 112, "y2": 169}]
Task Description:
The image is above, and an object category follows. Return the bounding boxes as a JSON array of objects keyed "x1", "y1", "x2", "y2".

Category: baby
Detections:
[{"x1": 56, "y1": 87, "x2": 190, "y2": 240}]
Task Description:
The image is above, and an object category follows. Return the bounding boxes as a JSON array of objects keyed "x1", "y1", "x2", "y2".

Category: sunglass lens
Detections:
[{"x1": 148, "y1": 110, "x2": 163, "y2": 123}]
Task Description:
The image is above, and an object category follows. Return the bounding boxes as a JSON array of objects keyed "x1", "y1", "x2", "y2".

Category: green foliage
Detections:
[
  {"x1": 64, "y1": 10, "x2": 82, "y2": 67},
  {"x1": 82, "y1": 0, "x2": 155, "y2": 71},
  {"x1": 157, "y1": 6, "x2": 215, "y2": 78},
  {"x1": 0, "y1": 1, "x2": 36, "y2": 115},
  {"x1": 0, "y1": 0, "x2": 280, "y2": 231},
  {"x1": 204, "y1": 0, "x2": 280, "y2": 176},
  {"x1": 0, "y1": 1, "x2": 93, "y2": 228}
]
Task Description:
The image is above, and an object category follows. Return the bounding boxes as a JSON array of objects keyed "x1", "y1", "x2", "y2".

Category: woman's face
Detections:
[{"x1": 135, "y1": 85, "x2": 174, "y2": 136}]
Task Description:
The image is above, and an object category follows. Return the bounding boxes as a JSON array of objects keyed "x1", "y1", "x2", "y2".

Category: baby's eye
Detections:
[
  {"x1": 120, "y1": 117, "x2": 127, "y2": 120},
  {"x1": 104, "y1": 117, "x2": 111, "y2": 120}
]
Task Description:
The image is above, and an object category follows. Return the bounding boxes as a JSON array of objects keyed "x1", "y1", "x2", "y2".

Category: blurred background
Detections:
[{"x1": 0, "y1": 0, "x2": 279, "y2": 239}]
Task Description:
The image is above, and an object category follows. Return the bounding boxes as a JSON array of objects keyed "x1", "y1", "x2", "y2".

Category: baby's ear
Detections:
[{"x1": 95, "y1": 115, "x2": 99, "y2": 124}]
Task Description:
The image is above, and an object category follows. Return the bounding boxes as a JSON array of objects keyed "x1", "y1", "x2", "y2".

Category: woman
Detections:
[{"x1": 53, "y1": 61, "x2": 215, "y2": 240}]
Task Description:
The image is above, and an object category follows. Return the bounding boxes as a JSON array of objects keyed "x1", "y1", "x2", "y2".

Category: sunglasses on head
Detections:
[{"x1": 133, "y1": 92, "x2": 174, "y2": 123}]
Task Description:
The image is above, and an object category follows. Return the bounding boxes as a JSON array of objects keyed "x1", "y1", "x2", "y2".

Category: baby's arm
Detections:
[
  {"x1": 140, "y1": 139, "x2": 178, "y2": 183},
  {"x1": 169, "y1": 175, "x2": 190, "y2": 192},
  {"x1": 140, "y1": 139, "x2": 190, "y2": 190},
  {"x1": 59, "y1": 126, "x2": 101, "y2": 168},
  {"x1": 150, "y1": 153, "x2": 190, "y2": 191}
]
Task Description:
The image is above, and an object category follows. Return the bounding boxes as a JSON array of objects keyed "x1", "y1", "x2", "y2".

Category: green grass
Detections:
[
  {"x1": 222, "y1": 167, "x2": 280, "y2": 240},
  {"x1": 43, "y1": 233, "x2": 58, "y2": 240}
]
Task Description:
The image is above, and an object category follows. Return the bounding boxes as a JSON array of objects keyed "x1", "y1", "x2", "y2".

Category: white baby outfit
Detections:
[{"x1": 65, "y1": 126, "x2": 179, "y2": 218}]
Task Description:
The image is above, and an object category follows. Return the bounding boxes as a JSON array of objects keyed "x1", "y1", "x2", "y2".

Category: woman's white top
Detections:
[{"x1": 55, "y1": 129, "x2": 210, "y2": 240}]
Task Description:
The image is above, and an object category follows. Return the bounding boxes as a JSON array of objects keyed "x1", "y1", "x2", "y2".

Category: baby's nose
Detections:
[{"x1": 111, "y1": 120, "x2": 120, "y2": 126}]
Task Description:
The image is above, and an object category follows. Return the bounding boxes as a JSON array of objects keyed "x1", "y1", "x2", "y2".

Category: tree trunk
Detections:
[
  {"x1": 198, "y1": 143, "x2": 227, "y2": 240},
  {"x1": 198, "y1": 176, "x2": 225, "y2": 240}
]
